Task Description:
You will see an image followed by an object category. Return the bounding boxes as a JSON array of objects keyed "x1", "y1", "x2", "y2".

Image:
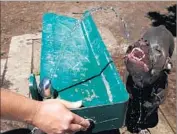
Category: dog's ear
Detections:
[{"x1": 163, "y1": 57, "x2": 173, "y2": 73}]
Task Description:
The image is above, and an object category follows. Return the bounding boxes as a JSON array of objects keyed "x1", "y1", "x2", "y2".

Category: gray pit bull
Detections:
[{"x1": 124, "y1": 25, "x2": 174, "y2": 134}]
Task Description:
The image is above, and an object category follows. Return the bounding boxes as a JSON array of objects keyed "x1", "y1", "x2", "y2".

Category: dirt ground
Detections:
[{"x1": 0, "y1": 1, "x2": 176, "y2": 133}]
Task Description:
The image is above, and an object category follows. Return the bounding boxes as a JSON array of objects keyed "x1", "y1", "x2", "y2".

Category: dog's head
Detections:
[{"x1": 124, "y1": 31, "x2": 173, "y2": 88}]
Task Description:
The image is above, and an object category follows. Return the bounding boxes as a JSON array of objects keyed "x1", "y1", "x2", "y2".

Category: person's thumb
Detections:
[{"x1": 59, "y1": 99, "x2": 82, "y2": 109}]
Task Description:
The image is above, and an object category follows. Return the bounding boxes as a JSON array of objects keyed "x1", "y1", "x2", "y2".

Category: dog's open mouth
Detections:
[
  {"x1": 131, "y1": 47, "x2": 145, "y2": 61},
  {"x1": 124, "y1": 47, "x2": 149, "y2": 72}
]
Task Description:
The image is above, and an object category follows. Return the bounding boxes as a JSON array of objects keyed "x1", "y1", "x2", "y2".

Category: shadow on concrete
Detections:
[
  {"x1": 0, "y1": 64, "x2": 13, "y2": 89},
  {"x1": 0, "y1": 78, "x2": 13, "y2": 89},
  {"x1": 147, "y1": 4, "x2": 176, "y2": 36}
]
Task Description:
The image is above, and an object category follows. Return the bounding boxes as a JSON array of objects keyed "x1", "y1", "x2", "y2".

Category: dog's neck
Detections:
[{"x1": 126, "y1": 70, "x2": 168, "y2": 100}]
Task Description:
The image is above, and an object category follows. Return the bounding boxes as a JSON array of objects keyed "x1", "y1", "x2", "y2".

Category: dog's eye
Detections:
[{"x1": 126, "y1": 45, "x2": 133, "y2": 53}]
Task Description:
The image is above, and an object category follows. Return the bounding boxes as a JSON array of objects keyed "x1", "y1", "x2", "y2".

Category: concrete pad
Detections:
[
  {"x1": 160, "y1": 79, "x2": 176, "y2": 132},
  {"x1": 2, "y1": 33, "x2": 40, "y2": 96},
  {"x1": 1, "y1": 59, "x2": 7, "y2": 76},
  {"x1": 158, "y1": 38, "x2": 176, "y2": 133},
  {"x1": 120, "y1": 110, "x2": 174, "y2": 134},
  {"x1": 31, "y1": 37, "x2": 41, "y2": 85},
  {"x1": 32, "y1": 37, "x2": 41, "y2": 75},
  {"x1": 149, "y1": 111, "x2": 174, "y2": 134}
]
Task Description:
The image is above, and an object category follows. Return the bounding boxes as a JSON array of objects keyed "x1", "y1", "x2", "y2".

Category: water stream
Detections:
[{"x1": 51, "y1": 6, "x2": 130, "y2": 79}]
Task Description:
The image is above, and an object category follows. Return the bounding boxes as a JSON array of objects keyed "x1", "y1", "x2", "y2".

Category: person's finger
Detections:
[
  {"x1": 59, "y1": 99, "x2": 82, "y2": 109},
  {"x1": 72, "y1": 113, "x2": 90, "y2": 129}
]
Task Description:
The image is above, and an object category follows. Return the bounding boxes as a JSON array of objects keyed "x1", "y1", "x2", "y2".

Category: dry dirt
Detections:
[{"x1": 1, "y1": 1, "x2": 176, "y2": 133}]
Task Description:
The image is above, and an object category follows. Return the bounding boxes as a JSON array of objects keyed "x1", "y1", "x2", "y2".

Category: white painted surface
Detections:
[{"x1": 3, "y1": 33, "x2": 41, "y2": 96}]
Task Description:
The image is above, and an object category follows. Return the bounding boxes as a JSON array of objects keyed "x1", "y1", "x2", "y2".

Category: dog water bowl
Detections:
[{"x1": 29, "y1": 11, "x2": 129, "y2": 133}]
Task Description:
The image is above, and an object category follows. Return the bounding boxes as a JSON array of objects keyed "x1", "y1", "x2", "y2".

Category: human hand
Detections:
[{"x1": 32, "y1": 99, "x2": 90, "y2": 134}]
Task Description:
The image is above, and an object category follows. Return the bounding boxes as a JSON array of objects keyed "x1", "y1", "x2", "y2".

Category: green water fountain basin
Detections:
[{"x1": 29, "y1": 11, "x2": 129, "y2": 133}]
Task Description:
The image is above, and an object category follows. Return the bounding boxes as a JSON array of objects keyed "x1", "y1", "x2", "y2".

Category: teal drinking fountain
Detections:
[{"x1": 29, "y1": 11, "x2": 129, "y2": 133}]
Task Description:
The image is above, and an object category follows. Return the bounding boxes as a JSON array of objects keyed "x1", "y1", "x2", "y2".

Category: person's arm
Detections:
[
  {"x1": 1, "y1": 89, "x2": 39, "y2": 123},
  {"x1": 1, "y1": 89, "x2": 90, "y2": 134}
]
